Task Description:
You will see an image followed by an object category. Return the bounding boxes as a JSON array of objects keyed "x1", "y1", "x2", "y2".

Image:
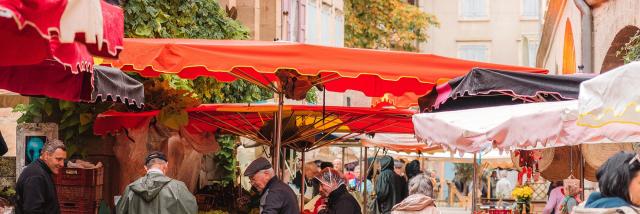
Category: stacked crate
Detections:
[{"x1": 54, "y1": 167, "x2": 104, "y2": 214}]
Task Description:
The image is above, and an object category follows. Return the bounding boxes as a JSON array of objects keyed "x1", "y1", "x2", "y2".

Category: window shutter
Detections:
[{"x1": 299, "y1": 0, "x2": 306, "y2": 42}]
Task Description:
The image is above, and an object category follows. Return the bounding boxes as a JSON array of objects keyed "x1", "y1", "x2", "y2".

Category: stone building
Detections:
[
  {"x1": 537, "y1": 0, "x2": 640, "y2": 74},
  {"x1": 417, "y1": 0, "x2": 545, "y2": 67}
]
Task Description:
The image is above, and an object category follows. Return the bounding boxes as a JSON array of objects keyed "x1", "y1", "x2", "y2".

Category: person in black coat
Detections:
[
  {"x1": 244, "y1": 157, "x2": 300, "y2": 214},
  {"x1": 16, "y1": 139, "x2": 67, "y2": 214},
  {"x1": 376, "y1": 156, "x2": 407, "y2": 214},
  {"x1": 315, "y1": 168, "x2": 361, "y2": 214}
]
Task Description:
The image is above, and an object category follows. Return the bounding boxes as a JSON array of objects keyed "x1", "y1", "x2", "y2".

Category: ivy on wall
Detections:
[
  {"x1": 618, "y1": 30, "x2": 640, "y2": 64},
  {"x1": 14, "y1": 99, "x2": 112, "y2": 157}
]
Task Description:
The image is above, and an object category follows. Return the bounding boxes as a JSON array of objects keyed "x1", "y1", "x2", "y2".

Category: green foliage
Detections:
[
  {"x1": 345, "y1": 0, "x2": 439, "y2": 51},
  {"x1": 305, "y1": 87, "x2": 318, "y2": 104},
  {"x1": 214, "y1": 135, "x2": 238, "y2": 187},
  {"x1": 0, "y1": 186, "x2": 15, "y2": 198},
  {"x1": 192, "y1": 77, "x2": 273, "y2": 104},
  {"x1": 14, "y1": 98, "x2": 112, "y2": 158},
  {"x1": 142, "y1": 77, "x2": 201, "y2": 129},
  {"x1": 123, "y1": 0, "x2": 249, "y2": 40},
  {"x1": 618, "y1": 30, "x2": 640, "y2": 64}
]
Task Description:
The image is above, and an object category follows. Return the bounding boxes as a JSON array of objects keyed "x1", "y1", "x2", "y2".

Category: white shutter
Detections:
[
  {"x1": 306, "y1": 1, "x2": 317, "y2": 44},
  {"x1": 461, "y1": 0, "x2": 471, "y2": 18},
  {"x1": 528, "y1": 41, "x2": 539, "y2": 67},
  {"x1": 321, "y1": 5, "x2": 331, "y2": 46},
  {"x1": 299, "y1": 0, "x2": 306, "y2": 42},
  {"x1": 335, "y1": 10, "x2": 344, "y2": 47},
  {"x1": 477, "y1": 0, "x2": 486, "y2": 17},
  {"x1": 523, "y1": 0, "x2": 539, "y2": 18}
]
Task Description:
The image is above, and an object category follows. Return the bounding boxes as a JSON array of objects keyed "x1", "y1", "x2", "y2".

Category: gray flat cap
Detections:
[{"x1": 244, "y1": 157, "x2": 272, "y2": 177}]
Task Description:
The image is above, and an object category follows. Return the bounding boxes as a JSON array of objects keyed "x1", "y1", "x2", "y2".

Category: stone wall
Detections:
[{"x1": 592, "y1": 0, "x2": 640, "y2": 73}]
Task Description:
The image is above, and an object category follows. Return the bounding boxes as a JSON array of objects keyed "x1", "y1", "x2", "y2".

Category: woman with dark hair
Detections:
[
  {"x1": 405, "y1": 160, "x2": 422, "y2": 181},
  {"x1": 582, "y1": 152, "x2": 640, "y2": 210}
]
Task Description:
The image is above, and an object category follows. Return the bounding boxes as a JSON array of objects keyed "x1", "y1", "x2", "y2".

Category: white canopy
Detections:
[
  {"x1": 412, "y1": 100, "x2": 640, "y2": 153},
  {"x1": 578, "y1": 61, "x2": 640, "y2": 127}
]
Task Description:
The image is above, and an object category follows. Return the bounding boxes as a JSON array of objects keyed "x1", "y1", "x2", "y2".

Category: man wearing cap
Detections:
[
  {"x1": 245, "y1": 157, "x2": 299, "y2": 214},
  {"x1": 116, "y1": 151, "x2": 197, "y2": 214}
]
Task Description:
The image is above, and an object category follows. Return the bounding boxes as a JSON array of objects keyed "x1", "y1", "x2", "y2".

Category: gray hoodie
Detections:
[{"x1": 116, "y1": 172, "x2": 198, "y2": 214}]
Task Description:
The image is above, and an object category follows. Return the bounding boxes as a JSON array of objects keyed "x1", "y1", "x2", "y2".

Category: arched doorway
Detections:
[
  {"x1": 562, "y1": 19, "x2": 577, "y2": 75},
  {"x1": 600, "y1": 25, "x2": 640, "y2": 73}
]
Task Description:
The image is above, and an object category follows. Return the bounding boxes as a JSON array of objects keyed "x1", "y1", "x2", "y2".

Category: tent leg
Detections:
[
  {"x1": 274, "y1": 91, "x2": 284, "y2": 178},
  {"x1": 341, "y1": 147, "x2": 346, "y2": 174},
  {"x1": 580, "y1": 146, "x2": 585, "y2": 201},
  {"x1": 472, "y1": 153, "x2": 478, "y2": 212},
  {"x1": 363, "y1": 147, "x2": 368, "y2": 214},
  {"x1": 300, "y1": 151, "x2": 306, "y2": 210}
]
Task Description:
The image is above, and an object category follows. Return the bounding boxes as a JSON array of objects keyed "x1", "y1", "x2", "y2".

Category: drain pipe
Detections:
[{"x1": 573, "y1": 0, "x2": 593, "y2": 73}]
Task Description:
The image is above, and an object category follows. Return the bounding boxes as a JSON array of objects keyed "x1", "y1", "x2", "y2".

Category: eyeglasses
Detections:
[{"x1": 629, "y1": 153, "x2": 640, "y2": 165}]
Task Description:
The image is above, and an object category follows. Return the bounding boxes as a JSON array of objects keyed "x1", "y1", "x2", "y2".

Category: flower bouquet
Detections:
[{"x1": 511, "y1": 185, "x2": 534, "y2": 214}]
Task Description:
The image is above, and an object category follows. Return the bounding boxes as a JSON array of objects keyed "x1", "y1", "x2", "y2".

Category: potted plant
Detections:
[{"x1": 511, "y1": 185, "x2": 533, "y2": 214}]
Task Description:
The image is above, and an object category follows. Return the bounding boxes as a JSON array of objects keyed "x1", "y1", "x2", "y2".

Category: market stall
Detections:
[
  {"x1": 94, "y1": 103, "x2": 418, "y2": 211},
  {"x1": 412, "y1": 69, "x2": 640, "y2": 212},
  {"x1": 103, "y1": 38, "x2": 548, "y2": 176}
]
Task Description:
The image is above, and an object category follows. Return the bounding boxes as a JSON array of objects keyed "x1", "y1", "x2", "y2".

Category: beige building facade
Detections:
[
  {"x1": 418, "y1": 0, "x2": 545, "y2": 67},
  {"x1": 537, "y1": 0, "x2": 640, "y2": 75}
]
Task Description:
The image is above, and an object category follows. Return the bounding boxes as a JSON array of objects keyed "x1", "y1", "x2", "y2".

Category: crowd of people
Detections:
[
  {"x1": 282, "y1": 155, "x2": 442, "y2": 214},
  {"x1": 13, "y1": 138, "x2": 640, "y2": 214}
]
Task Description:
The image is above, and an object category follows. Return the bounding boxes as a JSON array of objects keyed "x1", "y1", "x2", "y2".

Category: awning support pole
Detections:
[
  {"x1": 472, "y1": 153, "x2": 478, "y2": 212},
  {"x1": 274, "y1": 91, "x2": 284, "y2": 177},
  {"x1": 363, "y1": 147, "x2": 369, "y2": 214},
  {"x1": 300, "y1": 151, "x2": 306, "y2": 210}
]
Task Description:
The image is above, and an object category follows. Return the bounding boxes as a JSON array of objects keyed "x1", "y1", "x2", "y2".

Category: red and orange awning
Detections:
[
  {"x1": 95, "y1": 104, "x2": 415, "y2": 151},
  {"x1": 105, "y1": 39, "x2": 547, "y2": 97}
]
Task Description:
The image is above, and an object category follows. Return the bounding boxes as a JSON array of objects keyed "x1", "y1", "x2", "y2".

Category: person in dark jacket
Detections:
[
  {"x1": 584, "y1": 152, "x2": 640, "y2": 209},
  {"x1": 376, "y1": 156, "x2": 408, "y2": 214},
  {"x1": 315, "y1": 168, "x2": 361, "y2": 214},
  {"x1": 245, "y1": 157, "x2": 300, "y2": 214},
  {"x1": 16, "y1": 139, "x2": 67, "y2": 214}
]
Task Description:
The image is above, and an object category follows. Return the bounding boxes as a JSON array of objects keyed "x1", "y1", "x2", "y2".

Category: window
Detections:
[
  {"x1": 528, "y1": 40, "x2": 539, "y2": 67},
  {"x1": 460, "y1": 0, "x2": 488, "y2": 19},
  {"x1": 334, "y1": 10, "x2": 344, "y2": 47},
  {"x1": 321, "y1": 4, "x2": 331, "y2": 46},
  {"x1": 289, "y1": 0, "x2": 298, "y2": 42},
  {"x1": 306, "y1": 0, "x2": 318, "y2": 44},
  {"x1": 458, "y1": 44, "x2": 489, "y2": 62},
  {"x1": 522, "y1": 0, "x2": 540, "y2": 19}
]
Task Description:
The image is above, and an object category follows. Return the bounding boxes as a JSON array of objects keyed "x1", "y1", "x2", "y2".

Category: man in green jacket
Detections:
[{"x1": 116, "y1": 151, "x2": 198, "y2": 214}]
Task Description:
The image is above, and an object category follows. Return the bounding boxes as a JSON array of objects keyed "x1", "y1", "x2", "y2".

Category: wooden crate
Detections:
[
  {"x1": 54, "y1": 167, "x2": 104, "y2": 186},
  {"x1": 57, "y1": 185, "x2": 103, "y2": 202}
]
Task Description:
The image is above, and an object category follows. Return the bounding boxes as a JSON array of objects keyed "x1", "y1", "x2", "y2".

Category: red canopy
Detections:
[
  {"x1": 95, "y1": 104, "x2": 415, "y2": 151},
  {"x1": 0, "y1": 0, "x2": 124, "y2": 70},
  {"x1": 105, "y1": 39, "x2": 548, "y2": 97}
]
